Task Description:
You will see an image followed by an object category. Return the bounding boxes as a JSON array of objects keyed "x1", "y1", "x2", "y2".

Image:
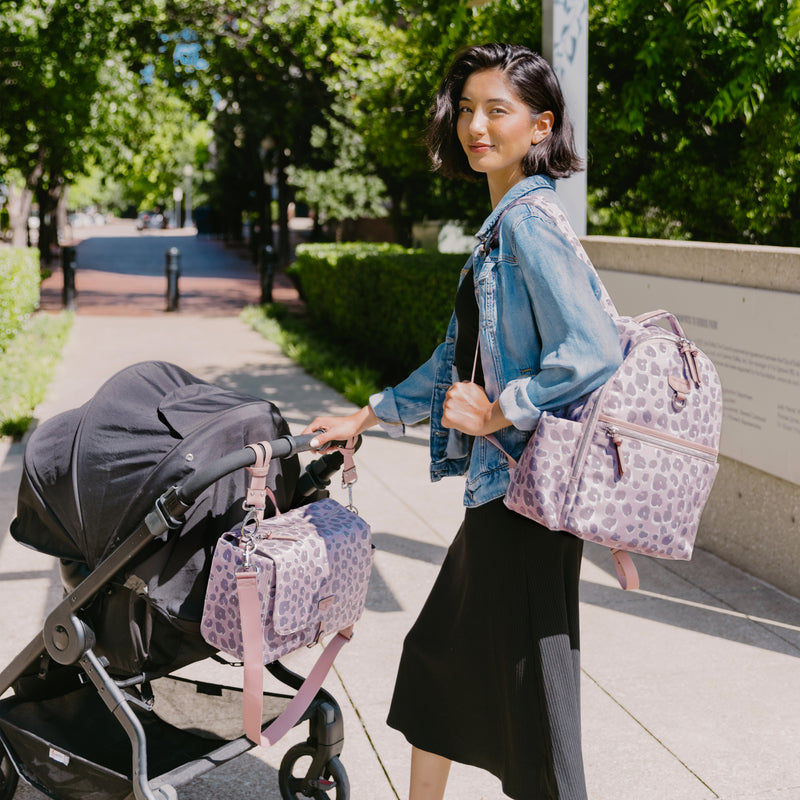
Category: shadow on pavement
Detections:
[{"x1": 581, "y1": 542, "x2": 800, "y2": 658}]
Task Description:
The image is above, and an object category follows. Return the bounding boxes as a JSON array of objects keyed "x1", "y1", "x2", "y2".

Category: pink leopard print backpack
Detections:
[{"x1": 493, "y1": 195, "x2": 723, "y2": 590}]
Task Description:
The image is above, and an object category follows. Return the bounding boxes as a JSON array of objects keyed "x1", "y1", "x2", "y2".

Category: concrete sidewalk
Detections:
[{"x1": 1, "y1": 230, "x2": 799, "y2": 800}]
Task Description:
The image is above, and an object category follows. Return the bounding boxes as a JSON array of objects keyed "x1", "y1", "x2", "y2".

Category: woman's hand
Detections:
[
  {"x1": 441, "y1": 382, "x2": 511, "y2": 436},
  {"x1": 303, "y1": 405, "x2": 379, "y2": 451}
]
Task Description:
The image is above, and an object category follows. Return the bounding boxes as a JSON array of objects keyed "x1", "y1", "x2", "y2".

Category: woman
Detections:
[{"x1": 305, "y1": 43, "x2": 622, "y2": 800}]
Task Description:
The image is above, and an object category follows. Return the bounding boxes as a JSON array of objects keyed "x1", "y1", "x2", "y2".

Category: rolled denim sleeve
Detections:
[
  {"x1": 497, "y1": 211, "x2": 622, "y2": 430},
  {"x1": 369, "y1": 339, "x2": 448, "y2": 437}
]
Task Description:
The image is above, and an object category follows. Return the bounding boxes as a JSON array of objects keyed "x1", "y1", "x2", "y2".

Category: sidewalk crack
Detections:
[
  {"x1": 333, "y1": 665, "x2": 402, "y2": 799},
  {"x1": 582, "y1": 668, "x2": 721, "y2": 798}
]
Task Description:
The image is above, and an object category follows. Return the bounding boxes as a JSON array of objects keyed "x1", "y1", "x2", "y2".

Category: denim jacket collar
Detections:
[{"x1": 475, "y1": 174, "x2": 556, "y2": 247}]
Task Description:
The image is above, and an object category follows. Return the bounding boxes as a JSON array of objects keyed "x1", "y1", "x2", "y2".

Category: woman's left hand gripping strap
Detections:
[{"x1": 244, "y1": 440, "x2": 276, "y2": 522}]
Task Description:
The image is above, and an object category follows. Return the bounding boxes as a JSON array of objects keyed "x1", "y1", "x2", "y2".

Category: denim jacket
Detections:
[{"x1": 369, "y1": 175, "x2": 622, "y2": 507}]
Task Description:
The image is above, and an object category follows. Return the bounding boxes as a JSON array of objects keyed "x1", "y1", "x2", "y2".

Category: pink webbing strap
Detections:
[
  {"x1": 245, "y1": 441, "x2": 275, "y2": 521},
  {"x1": 634, "y1": 309, "x2": 684, "y2": 337},
  {"x1": 611, "y1": 549, "x2": 640, "y2": 591},
  {"x1": 338, "y1": 437, "x2": 359, "y2": 486},
  {"x1": 484, "y1": 433, "x2": 517, "y2": 469},
  {"x1": 236, "y1": 570, "x2": 353, "y2": 747}
]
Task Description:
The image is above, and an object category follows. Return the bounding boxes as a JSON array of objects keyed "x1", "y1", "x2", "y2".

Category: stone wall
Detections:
[{"x1": 582, "y1": 236, "x2": 800, "y2": 599}]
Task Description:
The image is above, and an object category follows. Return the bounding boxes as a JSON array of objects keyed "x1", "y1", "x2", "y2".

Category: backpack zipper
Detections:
[
  {"x1": 599, "y1": 414, "x2": 718, "y2": 478},
  {"x1": 570, "y1": 333, "x2": 711, "y2": 480}
]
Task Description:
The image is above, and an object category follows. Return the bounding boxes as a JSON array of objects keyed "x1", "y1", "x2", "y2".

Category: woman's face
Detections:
[{"x1": 456, "y1": 68, "x2": 550, "y2": 204}]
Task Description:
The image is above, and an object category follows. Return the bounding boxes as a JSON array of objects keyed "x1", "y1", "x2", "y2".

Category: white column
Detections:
[{"x1": 542, "y1": 0, "x2": 589, "y2": 235}]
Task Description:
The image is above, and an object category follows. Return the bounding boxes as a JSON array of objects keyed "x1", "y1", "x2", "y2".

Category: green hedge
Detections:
[
  {"x1": 0, "y1": 248, "x2": 40, "y2": 353},
  {"x1": 1, "y1": 311, "x2": 73, "y2": 438},
  {"x1": 290, "y1": 243, "x2": 467, "y2": 385}
]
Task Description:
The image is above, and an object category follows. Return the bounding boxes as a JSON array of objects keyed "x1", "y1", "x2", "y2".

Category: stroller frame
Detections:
[{"x1": 0, "y1": 433, "x2": 350, "y2": 800}]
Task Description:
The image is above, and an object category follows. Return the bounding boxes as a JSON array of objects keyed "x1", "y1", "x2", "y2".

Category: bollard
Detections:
[
  {"x1": 260, "y1": 244, "x2": 274, "y2": 304},
  {"x1": 165, "y1": 247, "x2": 181, "y2": 311},
  {"x1": 61, "y1": 245, "x2": 77, "y2": 310}
]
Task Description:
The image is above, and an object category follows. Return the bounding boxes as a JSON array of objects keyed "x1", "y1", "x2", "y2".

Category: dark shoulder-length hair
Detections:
[{"x1": 427, "y1": 43, "x2": 583, "y2": 181}]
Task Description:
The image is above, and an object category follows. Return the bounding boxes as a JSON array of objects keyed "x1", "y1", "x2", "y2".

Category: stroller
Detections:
[{"x1": 0, "y1": 361, "x2": 357, "y2": 800}]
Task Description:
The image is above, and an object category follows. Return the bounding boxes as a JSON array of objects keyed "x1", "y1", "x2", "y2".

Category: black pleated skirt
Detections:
[{"x1": 387, "y1": 498, "x2": 587, "y2": 800}]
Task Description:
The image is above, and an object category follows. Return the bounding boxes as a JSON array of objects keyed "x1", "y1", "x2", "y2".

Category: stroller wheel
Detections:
[
  {"x1": 0, "y1": 743, "x2": 18, "y2": 800},
  {"x1": 278, "y1": 743, "x2": 350, "y2": 800}
]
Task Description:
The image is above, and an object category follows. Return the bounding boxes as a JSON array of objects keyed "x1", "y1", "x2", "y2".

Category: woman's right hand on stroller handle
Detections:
[{"x1": 305, "y1": 405, "x2": 378, "y2": 452}]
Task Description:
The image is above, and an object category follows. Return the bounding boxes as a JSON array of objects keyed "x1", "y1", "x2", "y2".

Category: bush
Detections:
[
  {"x1": 290, "y1": 243, "x2": 466, "y2": 385},
  {"x1": 0, "y1": 311, "x2": 73, "y2": 438},
  {"x1": 0, "y1": 248, "x2": 40, "y2": 353}
]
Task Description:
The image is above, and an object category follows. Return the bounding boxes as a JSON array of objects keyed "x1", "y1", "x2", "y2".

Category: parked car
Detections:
[
  {"x1": 69, "y1": 211, "x2": 106, "y2": 227},
  {"x1": 136, "y1": 211, "x2": 165, "y2": 230}
]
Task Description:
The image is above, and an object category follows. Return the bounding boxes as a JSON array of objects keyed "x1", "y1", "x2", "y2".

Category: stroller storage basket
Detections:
[{"x1": 0, "y1": 672, "x2": 322, "y2": 800}]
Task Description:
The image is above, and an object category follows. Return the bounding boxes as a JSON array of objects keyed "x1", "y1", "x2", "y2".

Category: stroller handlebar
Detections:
[{"x1": 175, "y1": 433, "x2": 320, "y2": 506}]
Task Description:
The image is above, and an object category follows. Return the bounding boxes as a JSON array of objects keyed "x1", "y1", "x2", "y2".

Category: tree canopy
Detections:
[
  {"x1": 1, "y1": 0, "x2": 798, "y2": 255},
  {"x1": 0, "y1": 0, "x2": 201, "y2": 252},
  {"x1": 589, "y1": 0, "x2": 800, "y2": 244}
]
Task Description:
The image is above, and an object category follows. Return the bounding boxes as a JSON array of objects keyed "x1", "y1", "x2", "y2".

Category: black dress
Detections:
[{"x1": 386, "y1": 268, "x2": 588, "y2": 800}]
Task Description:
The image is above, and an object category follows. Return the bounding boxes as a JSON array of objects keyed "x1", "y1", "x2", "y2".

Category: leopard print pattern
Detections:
[
  {"x1": 505, "y1": 414, "x2": 582, "y2": 531},
  {"x1": 564, "y1": 425, "x2": 718, "y2": 558},
  {"x1": 504, "y1": 326, "x2": 722, "y2": 561},
  {"x1": 602, "y1": 333, "x2": 722, "y2": 450},
  {"x1": 202, "y1": 497, "x2": 373, "y2": 662}
]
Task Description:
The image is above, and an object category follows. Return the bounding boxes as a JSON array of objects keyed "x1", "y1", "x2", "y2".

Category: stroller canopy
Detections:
[{"x1": 12, "y1": 360, "x2": 297, "y2": 572}]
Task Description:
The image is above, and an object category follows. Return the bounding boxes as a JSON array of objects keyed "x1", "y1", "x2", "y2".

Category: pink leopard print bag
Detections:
[
  {"x1": 489, "y1": 195, "x2": 723, "y2": 590},
  {"x1": 202, "y1": 497, "x2": 373, "y2": 664},
  {"x1": 502, "y1": 310, "x2": 722, "y2": 589}
]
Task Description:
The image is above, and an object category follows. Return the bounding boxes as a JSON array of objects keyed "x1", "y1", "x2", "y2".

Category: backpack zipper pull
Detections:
[
  {"x1": 679, "y1": 338, "x2": 702, "y2": 387},
  {"x1": 606, "y1": 426, "x2": 626, "y2": 477}
]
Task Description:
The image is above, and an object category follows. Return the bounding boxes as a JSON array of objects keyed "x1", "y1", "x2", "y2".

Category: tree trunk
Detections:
[
  {"x1": 36, "y1": 182, "x2": 62, "y2": 265},
  {"x1": 17, "y1": 153, "x2": 48, "y2": 250},
  {"x1": 6, "y1": 182, "x2": 35, "y2": 249},
  {"x1": 386, "y1": 180, "x2": 412, "y2": 247},
  {"x1": 58, "y1": 185, "x2": 71, "y2": 242},
  {"x1": 276, "y1": 147, "x2": 291, "y2": 267}
]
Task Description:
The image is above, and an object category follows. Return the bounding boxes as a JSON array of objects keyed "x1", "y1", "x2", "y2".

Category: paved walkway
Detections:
[
  {"x1": 1, "y1": 226, "x2": 799, "y2": 800},
  {"x1": 38, "y1": 219, "x2": 302, "y2": 316}
]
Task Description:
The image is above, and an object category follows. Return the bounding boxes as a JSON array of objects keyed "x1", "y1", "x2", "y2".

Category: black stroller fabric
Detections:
[{"x1": 11, "y1": 361, "x2": 299, "y2": 676}]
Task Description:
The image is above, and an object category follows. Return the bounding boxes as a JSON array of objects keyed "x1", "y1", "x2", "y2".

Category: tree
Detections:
[
  {"x1": 287, "y1": 121, "x2": 389, "y2": 242},
  {"x1": 155, "y1": 0, "x2": 346, "y2": 261},
  {"x1": 588, "y1": 0, "x2": 800, "y2": 245},
  {"x1": 0, "y1": 0, "x2": 170, "y2": 256},
  {"x1": 107, "y1": 80, "x2": 212, "y2": 217}
]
